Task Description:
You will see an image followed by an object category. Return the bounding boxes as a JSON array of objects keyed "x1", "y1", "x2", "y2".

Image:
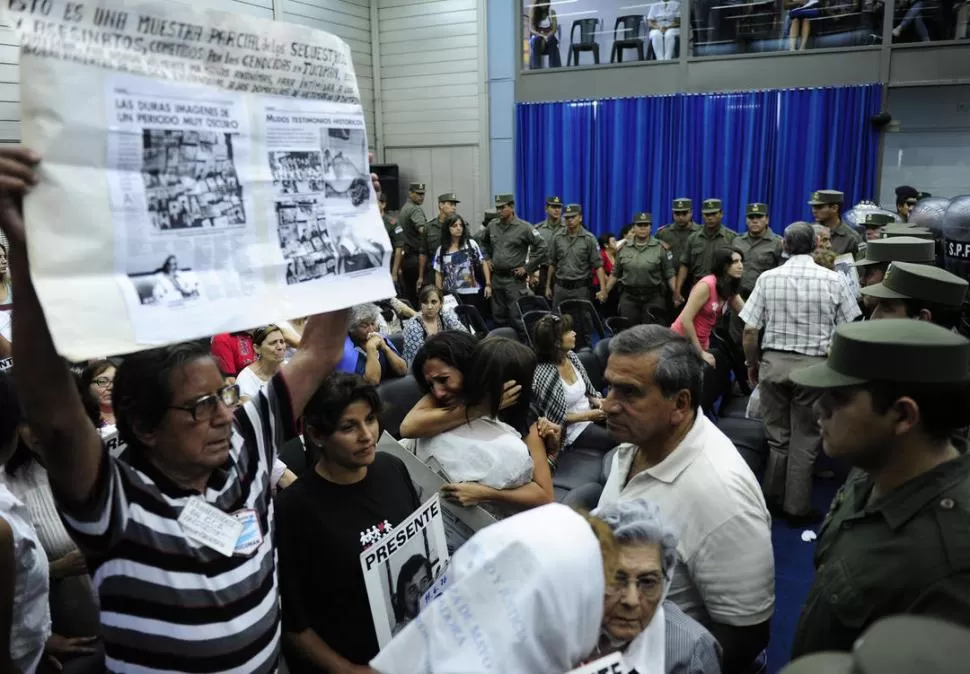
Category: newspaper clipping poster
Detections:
[
  {"x1": 378, "y1": 432, "x2": 498, "y2": 554},
  {"x1": 359, "y1": 493, "x2": 449, "y2": 648},
  {"x1": 4, "y1": 0, "x2": 394, "y2": 360},
  {"x1": 567, "y1": 652, "x2": 628, "y2": 674}
]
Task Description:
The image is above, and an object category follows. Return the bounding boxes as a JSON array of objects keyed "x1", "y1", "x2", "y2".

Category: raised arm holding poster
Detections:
[
  {"x1": 3, "y1": 0, "x2": 393, "y2": 360},
  {"x1": 359, "y1": 492, "x2": 450, "y2": 649}
]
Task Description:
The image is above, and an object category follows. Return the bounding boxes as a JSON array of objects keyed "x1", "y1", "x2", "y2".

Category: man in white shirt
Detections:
[
  {"x1": 647, "y1": 1, "x2": 681, "y2": 60},
  {"x1": 598, "y1": 324, "x2": 774, "y2": 673},
  {"x1": 740, "y1": 222, "x2": 861, "y2": 526}
]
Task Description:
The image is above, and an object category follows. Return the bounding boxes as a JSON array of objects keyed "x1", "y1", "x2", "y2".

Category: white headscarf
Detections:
[{"x1": 370, "y1": 503, "x2": 606, "y2": 674}]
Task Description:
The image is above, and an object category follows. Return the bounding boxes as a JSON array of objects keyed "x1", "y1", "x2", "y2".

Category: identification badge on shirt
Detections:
[
  {"x1": 232, "y1": 509, "x2": 264, "y2": 557},
  {"x1": 177, "y1": 496, "x2": 244, "y2": 557}
]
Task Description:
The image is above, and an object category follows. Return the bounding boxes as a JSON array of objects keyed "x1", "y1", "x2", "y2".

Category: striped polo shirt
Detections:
[{"x1": 56, "y1": 373, "x2": 295, "y2": 673}]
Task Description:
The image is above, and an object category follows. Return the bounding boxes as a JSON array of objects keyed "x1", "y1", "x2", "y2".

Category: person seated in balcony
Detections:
[
  {"x1": 893, "y1": 0, "x2": 930, "y2": 41},
  {"x1": 529, "y1": 0, "x2": 562, "y2": 69},
  {"x1": 786, "y1": 0, "x2": 821, "y2": 50},
  {"x1": 648, "y1": 1, "x2": 681, "y2": 60}
]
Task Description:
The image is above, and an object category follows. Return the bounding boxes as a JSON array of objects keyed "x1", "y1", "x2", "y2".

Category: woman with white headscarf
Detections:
[
  {"x1": 592, "y1": 498, "x2": 722, "y2": 674},
  {"x1": 370, "y1": 503, "x2": 617, "y2": 674}
]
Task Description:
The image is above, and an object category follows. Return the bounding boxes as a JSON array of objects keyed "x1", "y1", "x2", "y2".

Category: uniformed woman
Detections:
[{"x1": 603, "y1": 213, "x2": 677, "y2": 325}]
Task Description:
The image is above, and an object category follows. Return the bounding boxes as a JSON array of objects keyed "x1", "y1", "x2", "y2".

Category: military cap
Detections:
[
  {"x1": 808, "y1": 189, "x2": 844, "y2": 206},
  {"x1": 564, "y1": 203, "x2": 582, "y2": 217},
  {"x1": 408, "y1": 182, "x2": 426, "y2": 194},
  {"x1": 483, "y1": 209, "x2": 497, "y2": 220},
  {"x1": 862, "y1": 212, "x2": 896, "y2": 228},
  {"x1": 546, "y1": 196, "x2": 563, "y2": 206},
  {"x1": 746, "y1": 203, "x2": 768, "y2": 216},
  {"x1": 852, "y1": 236, "x2": 936, "y2": 267},
  {"x1": 883, "y1": 224, "x2": 934, "y2": 240},
  {"x1": 494, "y1": 193, "x2": 514, "y2": 207},
  {"x1": 672, "y1": 198, "x2": 692, "y2": 212},
  {"x1": 701, "y1": 198, "x2": 723, "y2": 214},
  {"x1": 860, "y1": 261, "x2": 968, "y2": 308},
  {"x1": 438, "y1": 192, "x2": 460, "y2": 203},
  {"x1": 781, "y1": 615, "x2": 970, "y2": 674},
  {"x1": 632, "y1": 212, "x2": 652, "y2": 226}
]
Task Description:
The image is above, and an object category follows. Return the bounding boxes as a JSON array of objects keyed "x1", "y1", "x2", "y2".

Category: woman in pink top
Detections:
[{"x1": 671, "y1": 248, "x2": 744, "y2": 367}]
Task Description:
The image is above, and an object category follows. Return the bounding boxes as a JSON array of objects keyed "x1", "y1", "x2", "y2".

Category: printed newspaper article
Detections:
[
  {"x1": 359, "y1": 493, "x2": 450, "y2": 648},
  {"x1": 567, "y1": 652, "x2": 628, "y2": 674},
  {"x1": 4, "y1": 0, "x2": 394, "y2": 359},
  {"x1": 377, "y1": 432, "x2": 498, "y2": 554}
]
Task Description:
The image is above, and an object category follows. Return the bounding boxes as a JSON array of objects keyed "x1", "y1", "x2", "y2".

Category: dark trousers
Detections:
[
  {"x1": 400, "y1": 254, "x2": 421, "y2": 308},
  {"x1": 619, "y1": 292, "x2": 666, "y2": 325}
]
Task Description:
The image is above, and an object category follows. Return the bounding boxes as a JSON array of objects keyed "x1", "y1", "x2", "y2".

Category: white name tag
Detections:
[{"x1": 177, "y1": 496, "x2": 244, "y2": 557}]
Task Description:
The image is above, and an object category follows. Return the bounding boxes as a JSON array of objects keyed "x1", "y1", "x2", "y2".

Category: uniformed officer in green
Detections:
[
  {"x1": 783, "y1": 615, "x2": 970, "y2": 674},
  {"x1": 545, "y1": 204, "x2": 606, "y2": 309},
  {"x1": 789, "y1": 319, "x2": 970, "y2": 657},
  {"x1": 535, "y1": 196, "x2": 564, "y2": 294},
  {"x1": 733, "y1": 202, "x2": 783, "y2": 299},
  {"x1": 604, "y1": 212, "x2": 675, "y2": 324},
  {"x1": 860, "y1": 211, "x2": 895, "y2": 243},
  {"x1": 675, "y1": 198, "x2": 736, "y2": 298},
  {"x1": 656, "y1": 197, "x2": 701, "y2": 273},
  {"x1": 809, "y1": 189, "x2": 863, "y2": 258},
  {"x1": 418, "y1": 192, "x2": 460, "y2": 287},
  {"x1": 480, "y1": 194, "x2": 547, "y2": 327},
  {"x1": 853, "y1": 235, "x2": 936, "y2": 292},
  {"x1": 862, "y1": 261, "x2": 968, "y2": 329},
  {"x1": 395, "y1": 182, "x2": 427, "y2": 306}
]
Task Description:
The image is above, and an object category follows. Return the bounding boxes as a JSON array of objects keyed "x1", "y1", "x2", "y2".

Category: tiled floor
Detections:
[{"x1": 765, "y1": 471, "x2": 844, "y2": 674}]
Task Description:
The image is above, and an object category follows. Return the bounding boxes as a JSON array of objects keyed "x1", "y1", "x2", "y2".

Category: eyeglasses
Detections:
[
  {"x1": 606, "y1": 572, "x2": 663, "y2": 600},
  {"x1": 93, "y1": 377, "x2": 114, "y2": 389},
  {"x1": 167, "y1": 384, "x2": 240, "y2": 422}
]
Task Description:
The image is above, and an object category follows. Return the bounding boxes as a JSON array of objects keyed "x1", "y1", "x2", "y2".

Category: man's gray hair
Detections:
[
  {"x1": 349, "y1": 303, "x2": 380, "y2": 329},
  {"x1": 593, "y1": 498, "x2": 679, "y2": 579},
  {"x1": 609, "y1": 325, "x2": 704, "y2": 410},
  {"x1": 786, "y1": 222, "x2": 818, "y2": 256}
]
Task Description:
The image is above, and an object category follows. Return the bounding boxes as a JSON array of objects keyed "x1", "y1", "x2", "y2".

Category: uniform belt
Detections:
[
  {"x1": 555, "y1": 277, "x2": 590, "y2": 290},
  {"x1": 492, "y1": 268, "x2": 516, "y2": 278},
  {"x1": 623, "y1": 285, "x2": 661, "y2": 296}
]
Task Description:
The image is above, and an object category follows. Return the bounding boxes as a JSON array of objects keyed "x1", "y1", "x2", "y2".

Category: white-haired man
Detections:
[{"x1": 336, "y1": 304, "x2": 407, "y2": 385}]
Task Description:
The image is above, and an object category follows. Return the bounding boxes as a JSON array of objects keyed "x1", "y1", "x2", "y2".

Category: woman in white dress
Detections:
[{"x1": 235, "y1": 325, "x2": 287, "y2": 401}]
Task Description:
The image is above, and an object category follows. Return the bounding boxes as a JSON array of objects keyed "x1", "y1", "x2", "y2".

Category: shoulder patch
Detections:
[
  {"x1": 533, "y1": 228, "x2": 541, "y2": 237},
  {"x1": 394, "y1": 226, "x2": 403, "y2": 235}
]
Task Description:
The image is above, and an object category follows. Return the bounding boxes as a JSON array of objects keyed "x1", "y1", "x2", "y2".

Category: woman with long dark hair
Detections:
[
  {"x1": 433, "y1": 215, "x2": 490, "y2": 308},
  {"x1": 671, "y1": 248, "x2": 744, "y2": 367},
  {"x1": 528, "y1": 0, "x2": 561, "y2": 69},
  {"x1": 79, "y1": 360, "x2": 116, "y2": 427}
]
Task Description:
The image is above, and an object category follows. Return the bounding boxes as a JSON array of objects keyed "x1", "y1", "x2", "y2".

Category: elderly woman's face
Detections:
[
  {"x1": 602, "y1": 543, "x2": 665, "y2": 643},
  {"x1": 350, "y1": 317, "x2": 378, "y2": 343}
]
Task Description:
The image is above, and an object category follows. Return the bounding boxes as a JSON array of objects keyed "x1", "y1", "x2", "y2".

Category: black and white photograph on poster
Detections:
[
  {"x1": 127, "y1": 254, "x2": 202, "y2": 306},
  {"x1": 268, "y1": 150, "x2": 326, "y2": 195},
  {"x1": 330, "y1": 216, "x2": 388, "y2": 274},
  {"x1": 142, "y1": 130, "x2": 246, "y2": 231},
  {"x1": 275, "y1": 199, "x2": 339, "y2": 285},
  {"x1": 322, "y1": 127, "x2": 370, "y2": 208},
  {"x1": 360, "y1": 494, "x2": 450, "y2": 647}
]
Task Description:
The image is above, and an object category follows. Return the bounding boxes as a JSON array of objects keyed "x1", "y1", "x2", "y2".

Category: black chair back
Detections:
[
  {"x1": 521, "y1": 309, "x2": 552, "y2": 346},
  {"x1": 570, "y1": 18, "x2": 600, "y2": 45},
  {"x1": 388, "y1": 331, "x2": 405, "y2": 355},
  {"x1": 516, "y1": 294, "x2": 551, "y2": 315},
  {"x1": 576, "y1": 347, "x2": 604, "y2": 393},
  {"x1": 605, "y1": 315, "x2": 633, "y2": 336},
  {"x1": 377, "y1": 375, "x2": 424, "y2": 439},
  {"x1": 453, "y1": 304, "x2": 488, "y2": 338},
  {"x1": 486, "y1": 326, "x2": 521, "y2": 342},
  {"x1": 594, "y1": 337, "x2": 612, "y2": 374},
  {"x1": 614, "y1": 14, "x2": 644, "y2": 40}
]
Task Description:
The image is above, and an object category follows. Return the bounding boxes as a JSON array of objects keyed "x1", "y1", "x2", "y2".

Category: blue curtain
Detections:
[{"x1": 515, "y1": 84, "x2": 882, "y2": 236}]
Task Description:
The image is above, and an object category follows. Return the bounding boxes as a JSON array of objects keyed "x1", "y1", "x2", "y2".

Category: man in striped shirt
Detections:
[{"x1": 0, "y1": 146, "x2": 351, "y2": 673}]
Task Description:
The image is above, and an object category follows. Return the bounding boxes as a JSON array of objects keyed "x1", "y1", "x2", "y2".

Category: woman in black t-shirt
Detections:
[{"x1": 276, "y1": 373, "x2": 419, "y2": 673}]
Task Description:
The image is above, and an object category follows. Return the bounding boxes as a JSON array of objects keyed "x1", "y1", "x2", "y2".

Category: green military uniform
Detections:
[
  {"x1": 481, "y1": 194, "x2": 547, "y2": 326},
  {"x1": 548, "y1": 203, "x2": 601, "y2": 309},
  {"x1": 535, "y1": 196, "x2": 564, "y2": 295},
  {"x1": 861, "y1": 260, "x2": 969, "y2": 314},
  {"x1": 733, "y1": 202, "x2": 783, "y2": 298},
  {"x1": 810, "y1": 190, "x2": 863, "y2": 258},
  {"x1": 656, "y1": 197, "x2": 701, "y2": 271},
  {"x1": 852, "y1": 236, "x2": 936, "y2": 292},
  {"x1": 398, "y1": 182, "x2": 427, "y2": 305},
  {"x1": 783, "y1": 616, "x2": 970, "y2": 674},
  {"x1": 789, "y1": 320, "x2": 970, "y2": 657},
  {"x1": 615, "y1": 212, "x2": 673, "y2": 324},
  {"x1": 858, "y1": 211, "x2": 895, "y2": 247},
  {"x1": 421, "y1": 192, "x2": 461, "y2": 280},
  {"x1": 680, "y1": 199, "x2": 737, "y2": 286}
]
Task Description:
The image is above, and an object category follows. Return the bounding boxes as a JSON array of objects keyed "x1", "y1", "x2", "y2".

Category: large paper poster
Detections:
[
  {"x1": 3, "y1": 0, "x2": 394, "y2": 359},
  {"x1": 359, "y1": 494, "x2": 450, "y2": 649}
]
